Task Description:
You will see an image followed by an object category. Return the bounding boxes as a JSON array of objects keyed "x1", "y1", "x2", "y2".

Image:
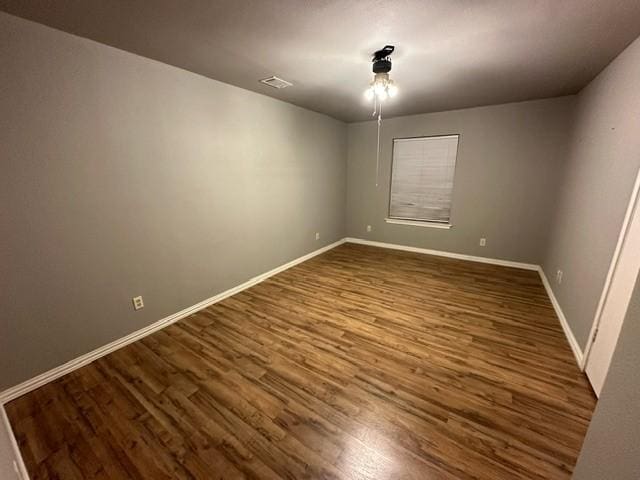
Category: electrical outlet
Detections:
[
  {"x1": 366, "y1": 225, "x2": 372, "y2": 232},
  {"x1": 315, "y1": 232, "x2": 320, "y2": 240},
  {"x1": 132, "y1": 296, "x2": 144, "y2": 311},
  {"x1": 556, "y1": 270, "x2": 563, "y2": 284},
  {"x1": 479, "y1": 238, "x2": 486, "y2": 247}
]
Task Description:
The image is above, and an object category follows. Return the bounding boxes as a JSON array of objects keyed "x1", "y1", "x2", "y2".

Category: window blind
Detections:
[{"x1": 389, "y1": 135, "x2": 459, "y2": 224}]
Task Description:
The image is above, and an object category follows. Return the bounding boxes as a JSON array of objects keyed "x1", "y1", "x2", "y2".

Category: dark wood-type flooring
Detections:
[{"x1": 6, "y1": 243, "x2": 596, "y2": 479}]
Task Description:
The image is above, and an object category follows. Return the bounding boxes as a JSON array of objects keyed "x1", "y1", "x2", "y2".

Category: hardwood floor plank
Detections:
[{"x1": 6, "y1": 243, "x2": 596, "y2": 479}]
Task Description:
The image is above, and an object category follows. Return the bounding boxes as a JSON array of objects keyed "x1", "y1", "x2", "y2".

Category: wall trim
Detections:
[
  {"x1": 538, "y1": 267, "x2": 584, "y2": 367},
  {"x1": 1, "y1": 237, "x2": 583, "y2": 405},
  {"x1": 345, "y1": 237, "x2": 539, "y2": 270},
  {"x1": 582, "y1": 167, "x2": 640, "y2": 368},
  {"x1": 0, "y1": 238, "x2": 346, "y2": 405},
  {"x1": 1, "y1": 405, "x2": 29, "y2": 480}
]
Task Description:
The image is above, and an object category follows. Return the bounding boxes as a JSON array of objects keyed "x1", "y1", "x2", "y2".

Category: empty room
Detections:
[{"x1": 1, "y1": 1, "x2": 640, "y2": 479}]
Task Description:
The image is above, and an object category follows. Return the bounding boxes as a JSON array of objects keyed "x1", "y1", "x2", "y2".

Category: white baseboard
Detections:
[
  {"x1": 0, "y1": 238, "x2": 346, "y2": 405},
  {"x1": 345, "y1": 237, "x2": 539, "y2": 271},
  {"x1": 537, "y1": 267, "x2": 584, "y2": 368},
  {"x1": 1, "y1": 405, "x2": 29, "y2": 480},
  {"x1": 0, "y1": 236, "x2": 583, "y2": 404}
]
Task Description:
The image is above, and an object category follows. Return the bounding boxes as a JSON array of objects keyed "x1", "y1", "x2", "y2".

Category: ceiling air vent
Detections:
[{"x1": 259, "y1": 76, "x2": 293, "y2": 89}]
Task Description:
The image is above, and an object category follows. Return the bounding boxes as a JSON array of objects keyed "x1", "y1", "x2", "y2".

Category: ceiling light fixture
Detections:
[
  {"x1": 364, "y1": 45, "x2": 398, "y2": 103},
  {"x1": 364, "y1": 45, "x2": 397, "y2": 187}
]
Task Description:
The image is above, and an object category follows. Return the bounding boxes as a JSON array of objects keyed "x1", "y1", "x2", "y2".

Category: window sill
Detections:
[{"x1": 385, "y1": 218, "x2": 452, "y2": 229}]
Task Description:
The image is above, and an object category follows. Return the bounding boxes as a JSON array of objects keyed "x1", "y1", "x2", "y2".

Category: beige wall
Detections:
[
  {"x1": 0, "y1": 12, "x2": 347, "y2": 390},
  {"x1": 346, "y1": 97, "x2": 574, "y2": 264},
  {"x1": 542, "y1": 36, "x2": 640, "y2": 349}
]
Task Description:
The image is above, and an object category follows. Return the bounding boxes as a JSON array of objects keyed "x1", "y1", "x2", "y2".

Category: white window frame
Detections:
[{"x1": 386, "y1": 134, "x2": 459, "y2": 229}]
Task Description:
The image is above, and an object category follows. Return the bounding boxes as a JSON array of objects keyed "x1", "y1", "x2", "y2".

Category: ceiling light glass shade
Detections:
[
  {"x1": 364, "y1": 87, "x2": 374, "y2": 100},
  {"x1": 387, "y1": 82, "x2": 398, "y2": 97},
  {"x1": 364, "y1": 72, "x2": 398, "y2": 102}
]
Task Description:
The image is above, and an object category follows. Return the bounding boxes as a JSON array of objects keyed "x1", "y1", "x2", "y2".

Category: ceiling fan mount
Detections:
[{"x1": 372, "y1": 45, "x2": 395, "y2": 73}]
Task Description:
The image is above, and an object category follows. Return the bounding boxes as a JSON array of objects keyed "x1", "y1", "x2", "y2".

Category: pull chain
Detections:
[{"x1": 375, "y1": 101, "x2": 383, "y2": 187}]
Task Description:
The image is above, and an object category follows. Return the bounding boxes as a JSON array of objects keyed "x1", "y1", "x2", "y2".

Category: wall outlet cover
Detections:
[{"x1": 132, "y1": 296, "x2": 144, "y2": 310}]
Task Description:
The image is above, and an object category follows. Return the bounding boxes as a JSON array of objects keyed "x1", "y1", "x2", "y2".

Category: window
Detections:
[{"x1": 388, "y1": 134, "x2": 459, "y2": 226}]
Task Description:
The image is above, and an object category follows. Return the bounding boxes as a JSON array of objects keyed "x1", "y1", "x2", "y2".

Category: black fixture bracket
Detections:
[{"x1": 372, "y1": 45, "x2": 394, "y2": 74}]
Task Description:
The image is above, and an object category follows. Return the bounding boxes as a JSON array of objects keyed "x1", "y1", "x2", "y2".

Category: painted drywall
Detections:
[
  {"x1": 346, "y1": 97, "x2": 574, "y2": 264},
  {"x1": 542, "y1": 36, "x2": 640, "y2": 349},
  {"x1": 572, "y1": 274, "x2": 640, "y2": 479},
  {"x1": 0, "y1": 12, "x2": 347, "y2": 391}
]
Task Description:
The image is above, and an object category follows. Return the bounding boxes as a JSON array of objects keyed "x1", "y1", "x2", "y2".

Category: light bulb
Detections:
[
  {"x1": 388, "y1": 83, "x2": 398, "y2": 98},
  {"x1": 364, "y1": 87, "x2": 374, "y2": 100},
  {"x1": 374, "y1": 82, "x2": 386, "y2": 95},
  {"x1": 377, "y1": 89, "x2": 388, "y2": 101}
]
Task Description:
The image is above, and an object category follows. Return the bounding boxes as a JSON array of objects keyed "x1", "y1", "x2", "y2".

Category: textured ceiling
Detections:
[{"x1": 2, "y1": 0, "x2": 640, "y2": 122}]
